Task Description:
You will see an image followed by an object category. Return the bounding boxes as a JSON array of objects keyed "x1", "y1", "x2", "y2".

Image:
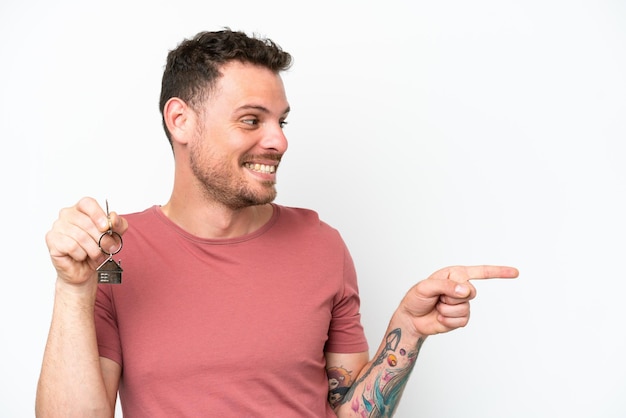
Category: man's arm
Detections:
[
  {"x1": 328, "y1": 265, "x2": 519, "y2": 417},
  {"x1": 326, "y1": 329, "x2": 424, "y2": 417},
  {"x1": 36, "y1": 197, "x2": 127, "y2": 417},
  {"x1": 36, "y1": 282, "x2": 120, "y2": 417}
]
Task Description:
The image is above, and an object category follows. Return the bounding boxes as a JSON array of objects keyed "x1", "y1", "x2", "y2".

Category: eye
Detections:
[
  {"x1": 242, "y1": 117, "x2": 260, "y2": 127},
  {"x1": 279, "y1": 120, "x2": 288, "y2": 129}
]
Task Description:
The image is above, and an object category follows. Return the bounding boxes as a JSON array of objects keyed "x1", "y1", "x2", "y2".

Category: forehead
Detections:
[{"x1": 211, "y1": 61, "x2": 289, "y2": 111}]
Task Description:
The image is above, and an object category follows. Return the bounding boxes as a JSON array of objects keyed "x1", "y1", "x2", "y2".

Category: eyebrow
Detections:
[{"x1": 236, "y1": 104, "x2": 291, "y2": 116}]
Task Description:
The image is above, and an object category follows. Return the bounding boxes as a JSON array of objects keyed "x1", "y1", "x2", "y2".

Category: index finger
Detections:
[
  {"x1": 437, "y1": 265, "x2": 519, "y2": 283},
  {"x1": 75, "y1": 197, "x2": 127, "y2": 235},
  {"x1": 463, "y1": 265, "x2": 519, "y2": 281},
  {"x1": 74, "y1": 197, "x2": 110, "y2": 232}
]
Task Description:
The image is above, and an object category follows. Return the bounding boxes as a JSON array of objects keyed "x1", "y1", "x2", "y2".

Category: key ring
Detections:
[
  {"x1": 98, "y1": 199, "x2": 122, "y2": 255},
  {"x1": 98, "y1": 230, "x2": 123, "y2": 256},
  {"x1": 96, "y1": 199, "x2": 123, "y2": 284}
]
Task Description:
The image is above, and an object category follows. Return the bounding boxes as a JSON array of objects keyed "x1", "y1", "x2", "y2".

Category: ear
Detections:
[{"x1": 163, "y1": 97, "x2": 195, "y2": 145}]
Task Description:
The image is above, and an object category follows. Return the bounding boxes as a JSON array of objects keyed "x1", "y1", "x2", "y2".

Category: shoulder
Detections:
[
  {"x1": 274, "y1": 204, "x2": 336, "y2": 232},
  {"x1": 117, "y1": 206, "x2": 170, "y2": 242},
  {"x1": 121, "y1": 205, "x2": 158, "y2": 218},
  {"x1": 272, "y1": 204, "x2": 348, "y2": 248},
  {"x1": 120, "y1": 205, "x2": 163, "y2": 227},
  {"x1": 275, "y1": 204, "x2": 321, "y2": 222}
]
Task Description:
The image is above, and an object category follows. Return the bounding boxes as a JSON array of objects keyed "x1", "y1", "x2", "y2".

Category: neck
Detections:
[{"x1": 160, "y1": 198, "x2": 273, "y2": 239}]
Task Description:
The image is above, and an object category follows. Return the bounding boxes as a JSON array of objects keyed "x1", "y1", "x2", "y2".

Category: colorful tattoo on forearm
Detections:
[
  {"x1": 331, "y1": 328, "x2": 425, "y2": 417},
  {"x1": 328, "y1": 366, "x2": 354, "y2": 406}
]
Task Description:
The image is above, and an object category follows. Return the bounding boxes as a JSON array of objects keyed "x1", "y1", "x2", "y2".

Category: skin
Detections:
[
  {"x1": 35, "y1": 61, "x2": 519, "y2": 417},
  {"x1": 329, "y1": 265, "x2": 518, "y2": 417}
]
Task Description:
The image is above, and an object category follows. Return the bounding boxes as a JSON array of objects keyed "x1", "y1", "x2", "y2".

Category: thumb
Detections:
[
  {"x1": 453, "y1": 282, "x2": 472, "y2": 298},
  {"x1": 413, "y1": 277, "x2": 471, "y2": 300}
]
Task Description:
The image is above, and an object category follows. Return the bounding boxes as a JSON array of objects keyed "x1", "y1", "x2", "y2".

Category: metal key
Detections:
[{"x1": 96, "y1": 200, "x2": 123, "y2": 284}]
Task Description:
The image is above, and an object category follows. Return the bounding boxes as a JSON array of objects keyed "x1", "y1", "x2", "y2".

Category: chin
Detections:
[
  {"x1": 253, "y1": 184, "x2": 277, "y2": 204},
  {"x1": 232, "y1": 190, "x2": 277, "y2": 209}
]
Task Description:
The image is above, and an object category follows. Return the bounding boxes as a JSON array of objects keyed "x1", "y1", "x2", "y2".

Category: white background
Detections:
[{"x1": 1, "y1": 1, "x2": 625, "y2": 417}]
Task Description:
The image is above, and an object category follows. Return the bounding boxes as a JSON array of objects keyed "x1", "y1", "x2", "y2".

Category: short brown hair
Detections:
[{"x1": 159, "y1": 29, "x2": 293, "y2": 144}]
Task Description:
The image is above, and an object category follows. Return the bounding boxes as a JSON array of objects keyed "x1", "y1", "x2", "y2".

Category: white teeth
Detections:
[{"x1": 245, "y1": 163, "x2": 276, "y2": 174}]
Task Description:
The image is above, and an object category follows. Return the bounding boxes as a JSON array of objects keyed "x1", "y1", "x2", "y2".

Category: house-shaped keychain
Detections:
[
  {"x1": 96, "y1": 201, "x2": 123, "y2": 284},
  {"x1": 97, "y1": 258, "x2": 123, "y2": 284}
]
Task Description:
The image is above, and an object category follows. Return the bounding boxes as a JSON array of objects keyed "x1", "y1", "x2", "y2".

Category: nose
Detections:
[{"x1": 260, "y1": 122, "x2": 289, "y2": 154}]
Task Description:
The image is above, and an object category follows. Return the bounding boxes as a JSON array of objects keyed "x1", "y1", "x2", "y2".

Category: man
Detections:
[{"x1": 36, "y1": 29, "x2": 518, "y2": 417}]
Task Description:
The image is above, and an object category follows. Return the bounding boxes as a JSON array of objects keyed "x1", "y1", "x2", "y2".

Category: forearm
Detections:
[
  {"x1": 334, "y1": 313, "x2": 425, "y2": 418},
  {"x1": 36, "y1": 280, "x2": 112, "y2": 418}
]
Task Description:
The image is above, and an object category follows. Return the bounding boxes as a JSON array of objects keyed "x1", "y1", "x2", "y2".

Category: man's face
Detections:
[{"x1": 189, "y1": 61, "x2": 290, "y2": 209}]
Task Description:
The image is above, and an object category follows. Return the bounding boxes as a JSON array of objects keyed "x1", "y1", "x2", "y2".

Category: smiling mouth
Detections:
[{"x1": 244, "y1": 162, "x2": 277, "y2": 174}]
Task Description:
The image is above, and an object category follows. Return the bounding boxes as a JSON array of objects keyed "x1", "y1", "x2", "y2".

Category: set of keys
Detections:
[{"x1": 96, "y1": 200, "x2": 123, "y2": 284}]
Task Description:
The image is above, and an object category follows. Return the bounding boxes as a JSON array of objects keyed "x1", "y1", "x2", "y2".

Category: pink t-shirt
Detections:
[{"x1": 95, "y1": 204, "x2": 368, "y2": 417}]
